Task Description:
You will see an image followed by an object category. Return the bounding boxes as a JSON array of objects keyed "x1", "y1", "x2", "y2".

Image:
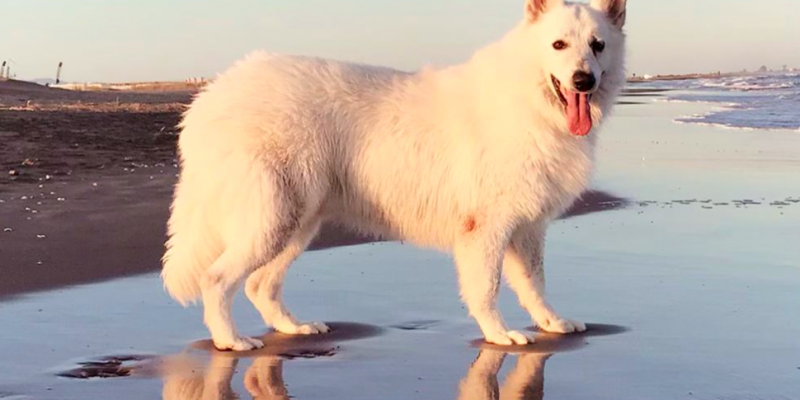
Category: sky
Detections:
[{"x1": 2, "y1": 0, "x2": 799, "y2": 82}]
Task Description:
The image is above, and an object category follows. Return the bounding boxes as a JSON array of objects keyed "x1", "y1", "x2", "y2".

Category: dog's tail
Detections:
[{"x1": 161, "y1": 173, "x2": 222, "y2": 306}]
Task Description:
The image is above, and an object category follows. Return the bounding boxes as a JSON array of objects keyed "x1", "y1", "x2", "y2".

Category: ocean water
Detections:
[{"x1": 632, "y1": 73, "x2": 800, "y2": 132}]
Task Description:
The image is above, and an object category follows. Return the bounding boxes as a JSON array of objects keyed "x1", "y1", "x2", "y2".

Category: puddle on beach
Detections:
[
  {"x1": 53, "y1": 322, "x2": 627, "y2": 400},
  {"x1": 56, "y1": 322, "x2": 382, "y2": 380}
]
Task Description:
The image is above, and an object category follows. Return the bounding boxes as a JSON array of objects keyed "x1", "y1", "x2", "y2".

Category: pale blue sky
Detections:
[{"x1": 3, "y1": 0, "x2": 799, "y2": 82}]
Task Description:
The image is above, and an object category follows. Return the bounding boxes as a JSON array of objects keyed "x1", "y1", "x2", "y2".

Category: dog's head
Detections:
[{"x1": 521, "y1": 0, "x2": 627, "y2": 136}]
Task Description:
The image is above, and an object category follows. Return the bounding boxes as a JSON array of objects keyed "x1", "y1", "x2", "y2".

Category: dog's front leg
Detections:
[
  {"x1": 503, "y1": 222, "x2": 586, "y2": 334},
  {"x1": 454, "y1": 221, "x2": 534, "y2": 345}
]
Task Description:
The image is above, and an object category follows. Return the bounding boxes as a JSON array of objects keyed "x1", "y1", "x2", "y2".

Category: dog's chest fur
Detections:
[
  {"x1": 331, "y1": 112, "x2": 596, "y2": 248},
  {"x1": 468, "y1": 125, "x2": 596, "y2": 230},
  {"x1": 312, "y1": 63, "x2": 600, "y2": 249}
]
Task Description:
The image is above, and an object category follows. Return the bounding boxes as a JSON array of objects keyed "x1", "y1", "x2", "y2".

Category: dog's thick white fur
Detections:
[{"x1": 163, "y1": 0, "x2": 627, "y2": 351}]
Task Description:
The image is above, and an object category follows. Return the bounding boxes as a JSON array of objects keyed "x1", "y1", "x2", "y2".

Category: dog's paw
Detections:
[
  {"x1": 484, "y1": 330, "x2": 535, "y2": 346},
  {"x1": 275, "y1": 321, "x2": 330, "y2": 335},
  {"x1": 214, "y1": 336, "x2": 265, "y2": 352},
  {"x1": 538, "y1": 318, "x2": 586, "y2": 334}
]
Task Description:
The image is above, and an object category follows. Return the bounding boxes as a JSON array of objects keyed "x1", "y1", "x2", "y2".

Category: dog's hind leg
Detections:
[
  {"x1": 245, "y1": 218, "x2": 330, "y2": 335},
  {"x1": 201, "y1": 250, "x2": 268, "y2": 351},
  {"x1": 201, "y1": 169, "x2": 303, "y2": 351},
  {"x1": 502, "y1": 222, "x2": 586, "y2": 334},
  {"x1": 454, "y1": 217, "x2": 534, "y2": 346}
]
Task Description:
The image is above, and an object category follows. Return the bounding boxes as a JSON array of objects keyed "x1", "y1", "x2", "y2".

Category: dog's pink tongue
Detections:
[{"x1": 566, "y1": 90, "x2": 592, "y2": 136}]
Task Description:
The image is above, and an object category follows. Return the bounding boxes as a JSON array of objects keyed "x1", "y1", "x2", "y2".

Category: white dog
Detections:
[{"x1": 163, "y1": 0, "x2": 627, "y2": 351}]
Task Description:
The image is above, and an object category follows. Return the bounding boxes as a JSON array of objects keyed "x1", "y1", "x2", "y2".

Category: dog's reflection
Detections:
[
  {"x1": 162, "y1": 354, "x2": 291, "y2": 400},
  {"x1": 243, "y1": 357, "x2": 291, "y2": 400},
  {"x1": 161, "y1": 349, "x2": 550, "y2": 400},
  {"x1": 157, "y1": 323, "x2": 625, "y2": 399},
  {"x1": 458, "y1": 350, "x2": 550, "y2": 400}
]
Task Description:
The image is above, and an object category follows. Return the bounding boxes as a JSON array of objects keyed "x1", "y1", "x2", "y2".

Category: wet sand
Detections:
[{"x1": 1, "y1": 84, "x2": 799, "y2": 399}]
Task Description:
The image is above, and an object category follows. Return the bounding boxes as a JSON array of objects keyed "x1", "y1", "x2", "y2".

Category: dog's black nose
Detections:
[{"x1": 572, "y1": 71, "x2": 596, "y2": 92}]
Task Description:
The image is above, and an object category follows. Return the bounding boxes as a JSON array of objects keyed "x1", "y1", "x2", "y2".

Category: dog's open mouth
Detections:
[{"x1": 551, "y1": 75, "x2": 593, "y2": 136}]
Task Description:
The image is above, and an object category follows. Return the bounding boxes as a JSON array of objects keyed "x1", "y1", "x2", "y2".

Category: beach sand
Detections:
[{"x1": 0, "y1": 82, "x2": 798, "y2": 399}]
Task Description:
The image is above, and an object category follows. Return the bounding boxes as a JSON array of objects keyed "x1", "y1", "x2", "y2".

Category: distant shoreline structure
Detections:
[
  {"x1": 52, "y1": 79, "x2": 207, "y2": 92},
  {"x1": 627, "y1": 71, "x2": 756, "y2": 83},
  {"x1": 628, "y1": 67, "x2": 799, "y2": 83}
]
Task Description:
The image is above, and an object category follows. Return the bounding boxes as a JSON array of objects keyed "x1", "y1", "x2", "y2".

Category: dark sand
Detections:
[
  {"x1": 1, "y1": 82, "x2": 798, "y2": 400},
  {"x1": 0, "y1": 80, "x2": 624, "y2": 300}
]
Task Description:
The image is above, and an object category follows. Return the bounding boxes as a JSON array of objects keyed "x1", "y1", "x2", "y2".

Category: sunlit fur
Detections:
[{"x1": 162, "y1": 0, "x2": 627, "y2": 350}]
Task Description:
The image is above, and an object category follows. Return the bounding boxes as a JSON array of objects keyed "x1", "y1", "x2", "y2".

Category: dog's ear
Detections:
[
  {"x1": 524, "y1": 0, "x2": 564, "y2": 22},
  {"x1": 591, "y1": 0, "x2": 627, "y2": 29}
]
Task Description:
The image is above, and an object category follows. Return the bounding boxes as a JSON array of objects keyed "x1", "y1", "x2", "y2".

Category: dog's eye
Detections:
[
  {"x1": 552, "y1": 40, "x2": 568, "y2": 50},
  {"x1": 590, "y1": 39, "x2": 605, "y2": 54}
]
